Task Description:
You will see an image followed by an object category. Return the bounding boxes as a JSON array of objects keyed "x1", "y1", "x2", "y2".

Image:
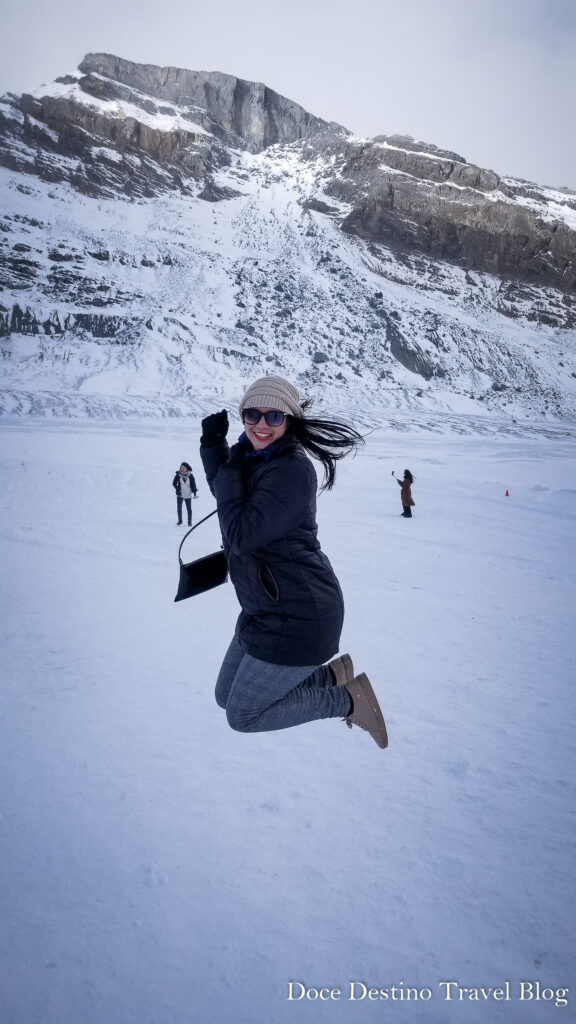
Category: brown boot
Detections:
[
  {"x1": 344, "y1": 673, "x2": 388, "y2": 749},
  {"x1": 327, "y1": 653, "x2": 354, "y2": 686}
]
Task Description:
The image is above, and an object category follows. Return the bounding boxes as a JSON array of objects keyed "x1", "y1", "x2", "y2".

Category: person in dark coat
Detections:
[
  {"x1": 172, "y1": 462, "x2": 198, "y2": 526},
  {"x1": 199, "y1": 376, "x2": 388, "y2": 748},
  {"x1": 393, "y1": 468, "x2": 415, "y2": 517}
]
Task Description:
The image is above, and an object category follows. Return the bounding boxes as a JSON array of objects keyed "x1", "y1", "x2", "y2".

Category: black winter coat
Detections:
[{"x1": 200, "y1": 434, "x2": 344, "y2": 666}]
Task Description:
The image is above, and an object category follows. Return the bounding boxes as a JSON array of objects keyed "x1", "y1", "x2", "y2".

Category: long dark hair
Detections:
[
  {"x1": 288, "y1": 399, "x2": 364, "y2": 491},
  {"x1": 403, "y1": 469, "x2": 414, "y2": 484}
]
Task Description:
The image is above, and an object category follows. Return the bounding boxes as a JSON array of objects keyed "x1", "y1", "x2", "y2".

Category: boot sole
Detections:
[{"x1": 345, "y1": 673, "x2": 389, "y2": 749}]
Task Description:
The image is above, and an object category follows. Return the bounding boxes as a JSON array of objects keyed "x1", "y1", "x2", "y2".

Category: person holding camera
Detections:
[{"x1": 393, "y1": 468, "x2": 415, "y2": 517}]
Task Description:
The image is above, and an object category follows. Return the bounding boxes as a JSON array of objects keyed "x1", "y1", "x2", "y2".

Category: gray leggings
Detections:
[{"x1": 215, "y1": 634, "x2": 351, "y2": 732}]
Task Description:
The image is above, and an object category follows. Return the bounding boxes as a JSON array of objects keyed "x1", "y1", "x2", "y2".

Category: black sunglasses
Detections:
[{"x1": 242, "y1": 408, "x2": 287, "y2": 427}]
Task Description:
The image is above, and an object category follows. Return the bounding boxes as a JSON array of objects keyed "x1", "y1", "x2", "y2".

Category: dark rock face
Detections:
[
  {"x1": 0, "y1": 104, "x2": 208, "y2": 201},
  {"x1": 18, "y1": 91, "x2": 222, "y2": 193},
  {"x1": 70, "y1": 313, "x2": 140, "y2": 338},
  {"x1": 78, "y1": 53, "x2": 338, "y2": 152},
  {"x1": 369, "y1": 135, "x2": 500, "y2": 191},
  {"x1": 341, "y1": 179, "x2": 576, "y2": 293},
  {"x1": 197, "y1": 178, "x2": 242, "y2": 202},
  {"x1": 0, "y1": 303, "x2": 140, "y2": 339},
  {"x1": 383, "y1": 312, "x2": 437, "y2": 380},
  {"x1": 0, "y1": 53, "x2": 342, "y2": 202},
  {"x1": 299, "y1": 135, "x2": 576, "y2": 296}
]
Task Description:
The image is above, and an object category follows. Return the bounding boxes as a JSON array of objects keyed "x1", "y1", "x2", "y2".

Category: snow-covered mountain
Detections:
[{"x1": 1, "y1": 52, "x2": 575, "y2": 424}]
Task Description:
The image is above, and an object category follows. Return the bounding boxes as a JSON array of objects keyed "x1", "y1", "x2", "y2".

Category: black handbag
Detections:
[{"x1": 174, "y1": 509, "x2": 228, "y2": 602}]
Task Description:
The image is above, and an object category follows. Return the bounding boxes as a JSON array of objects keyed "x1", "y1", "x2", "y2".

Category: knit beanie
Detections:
[{"x1": 238, "y1": 376, "x2": 303, "y2": 418}]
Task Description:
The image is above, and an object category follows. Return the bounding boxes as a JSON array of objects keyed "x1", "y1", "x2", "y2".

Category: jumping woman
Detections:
[{"x1": 199, "y1": 375, "x2": 388, "y2": 749}]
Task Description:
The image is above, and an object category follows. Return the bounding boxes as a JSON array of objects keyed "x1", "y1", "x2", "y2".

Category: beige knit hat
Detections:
[{"x1": 238, "y1": 376, "x2": 303, "y2": 418}]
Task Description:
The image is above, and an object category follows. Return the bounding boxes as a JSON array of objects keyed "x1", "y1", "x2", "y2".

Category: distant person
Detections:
[
  {"x1": 199, "y1": 375, "x2": 388, "y2": 749},
  {"x1": 393, "y1": 468, "x2": 415, "y2": 517},
  {"x1": 172, "y1": 462, "x2": 198, "y2": 526}
]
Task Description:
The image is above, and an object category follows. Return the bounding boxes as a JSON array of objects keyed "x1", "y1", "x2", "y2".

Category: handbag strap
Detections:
[{"x1": 178, "y1": 508, "x2": 219, "y2": 566}]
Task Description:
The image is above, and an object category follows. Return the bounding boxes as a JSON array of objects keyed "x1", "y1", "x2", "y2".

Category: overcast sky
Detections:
[{"x1": 1, "y1": 0, "x2": 575, "y2": 188}]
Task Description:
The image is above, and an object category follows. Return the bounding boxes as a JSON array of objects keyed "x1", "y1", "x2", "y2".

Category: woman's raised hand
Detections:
[{"x1": 201, "y1": 410, "x2": 229, "y2": 447}]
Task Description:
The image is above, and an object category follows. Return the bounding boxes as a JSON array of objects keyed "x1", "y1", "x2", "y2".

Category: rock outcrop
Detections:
[
  {"x1": 77, "y1": 53, "x2": 339, "y2": 152},
  {"x1": 0, "y1": 53, "x2": 343, "y2": 200},
  {"x1": 300, "y1": 134, "x2": 576, "y2": 296},
  {"x1": 341, "y1": 174, "x2": 576, "y2": 294}
]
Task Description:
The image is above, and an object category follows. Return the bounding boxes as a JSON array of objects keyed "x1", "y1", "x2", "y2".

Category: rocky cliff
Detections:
[
  {"x1": 0, "y1": 54, "x2": 575, "y2": 421},
  {"x1": 299, "y1": 132, "x2": 576, "y2": 298},
  {"x1": 77, "y1": 53, "x2": 339, "y2": 152}
]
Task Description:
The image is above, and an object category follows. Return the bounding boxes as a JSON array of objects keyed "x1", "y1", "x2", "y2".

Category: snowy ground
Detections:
[{"x1": 0, "y1": 415, "x2": 575, "y2": 1024}]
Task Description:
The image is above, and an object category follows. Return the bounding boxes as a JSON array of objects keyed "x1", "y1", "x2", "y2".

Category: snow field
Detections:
[{"x1": 0, "y1": 417, "x2": 574, "y2": 1024}]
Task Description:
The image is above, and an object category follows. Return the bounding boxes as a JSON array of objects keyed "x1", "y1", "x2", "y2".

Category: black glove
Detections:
[{"x1": 201, "y1": 410, "x2": 229, "y2": 447}]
